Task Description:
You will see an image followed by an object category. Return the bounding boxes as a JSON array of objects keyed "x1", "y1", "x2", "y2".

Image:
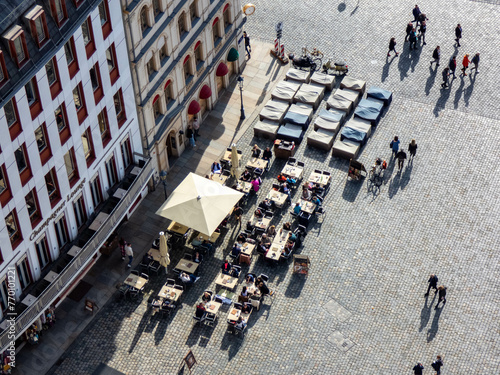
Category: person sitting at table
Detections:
[
  {"x1": 142, "y1": 253, "x2": 153, "y2": 265},
  {"x1": 241, "y1": 303, "x2": 252, "y2": 314},
  {"x1": 286, "y1": 176, "x2": 297, "y2": 185},
  {"x1": 254, "y1": 167, "x2": 264, "y2": 177},
  {"x1": 293, "y1": 202, "x2": 302, "y2": 215},
  {"x1": 238, "y1": 287, "x2": 249, "y2": 303},
  {"x1": 221, "y1": 260, "x2": 232, "y2": 275},
  {"x1": 245, "y1": 274, "x2": 255, "y2": 284},
  {"x1": 281, "y1": 182, "x2": 291, "y2": 201},
  {"x1": 260, "y1": 198, "x2": 274, "y2": 211},
  {"x1": 230, "y1": 267, "x2": 240, "y2": 278},
  {"x1": 251, "y1": 177, "x2": 260, "y2": 193},
  {"x1": 202, "y1": 292, "x2": 212, "y2": 302},
  {"x1": 282, "y1": 246, "x2": 293, "y2": 257},
  {"x1": 180, "y1": 272, "x2": 200, "y2": 284},
  {"x1": 195, "y1": 302, "x2": 206, "y2": 318},
  {"x1": 251, "y1": 144, "x2": 261, "y2": 158},
  {"x1": 193, "y1": 252, "x2": 203, "y2": 263},
  {"x1": 211, "y1": 161, "x2": 222, "y2": 174},
  {"x1": 241, "y1": 169, "x2": 252, "y2": 181},
  {"x1": 235, "y1": 316, "x2": 247, "y2": 331},
  {"x1": 256, "y1": 241, "x2": 268, "y2": 255},
  {"x1": 262, "y1": 147, "x2": 272, "y2": 161},
  {"x1": 283, "y1": 222, "x2": 292, "y2": 230},
  {"x1": 254, "y1": 208, "x2": 264, "y2": 218},
  {"x1": 231, "y1": 243, "x2": 242, "y2": 258},
  {"x1": 192, "y1": 236, "x2": 203, "y2": 247},
  {"x1": 257, "y1": 281, "x2": 270, "y2": 296},
  {"x1": 201, "y1": 240, "x2": 213, "y2": 254},
  {"x1": 261, "y1": 234, "x2": 272, "y2": 247},
  {"x1": 236, "y1": 233, "x2": 246, "y2": 243},
  {"x1": 302, "y1": 186, "x2": 312, "y2": 200},
  {"x1": 311, "y1": 195, "x2": 322, "y2": 207},
  {"x1": 267, "y1": 225, "x2": 277, "y2": 238},
  {"x1": 288, "y1": 231, "x2": 297, "y2": 242}
]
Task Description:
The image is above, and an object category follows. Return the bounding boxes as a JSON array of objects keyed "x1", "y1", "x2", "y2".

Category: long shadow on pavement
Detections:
[
  {"x1": 426, "y1": 307, "x2": 443, "y2": 342},
  {"x1": 419, "y1": 294, "x2": 436, "y2": 332},
  {"x1": 425, "y1": 65, "x2": 437, "y2": 96}
]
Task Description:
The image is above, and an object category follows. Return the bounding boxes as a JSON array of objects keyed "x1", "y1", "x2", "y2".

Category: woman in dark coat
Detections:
[{"x1": 408, "y1": 139, "x2": 418, "y2": 160}]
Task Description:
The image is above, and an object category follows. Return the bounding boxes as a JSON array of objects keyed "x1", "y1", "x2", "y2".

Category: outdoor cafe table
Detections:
[
  {"x1": 239, "y1": 242, "x2": 255, "y2": 265},
  {"x1": 148, "y1": 248, "x2": 161, "y2": 262},
  {"x1": 227, "y1": 307, "x2": 251, "y2": 323},
  {"x1": 215, "y1": 272, "x2": 239, "y2": 290},
  {"x1": 266, "y1": 243, "x2": 282, "y2": 261},
  {"x1": 205, "y1": 300, "x2": 222, "y2": 316},
  {"x1": 246, "y1": 157, "x2": 268, "y2": 170},
  {"x1": 196, "y1": 231, "x2": 220, "y2": 244},
  {"x1": 158, "y1": 285, "x2": 183, "y2": 302},
  {"x1": 235, "y1": 181, "x2": 252, "y2": 194},
  {"x1": 266, "y1": 189, "x2": 288, "y2": 207},
  {"x1": 123, "y1": 274, "x2": 148, "y2": 290},
  {"x1": 307, "y1": 171, "x2": 330, "y2": 187},
  {"x1": 222, "y1": 149, "x2": 241, "y2": 165},
  {"x1": 167, "y1": 221, "x2": 190, "y2": 235},
  {"x1": 299, "y1": 199, "x2": 317, "y2": 215},
  {"x1": 272, "y1": 229, "x2": 291, "y2": 247},
  {"x1": 211, "y1": 173, "x2": 229, "y2": 186},
  {"x1": 244, "y1": 283, "x2": 262, "y2": 310},
  {"x1": 89, "y1": 212, "x2": 109, "y2": 231},
  {"x1": 249, "y1": 214, "x2": 271, "y2": 231},
  {"x1": 281, "y1": 165, "x2": 304, "y2": 179},
  {"x1": 174, "y1": 258, "x2": 199, "y2": 274}
]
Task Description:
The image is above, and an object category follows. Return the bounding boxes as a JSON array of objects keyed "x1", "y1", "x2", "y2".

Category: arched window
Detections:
[
  {"x1": 153, "y1": 95, "x2": 161, "y2": 120},
  {"x1": 178, "y1": 12, "x2": 187, "y2": 39},
  {"x1": 189, "y1": 0, "x2": 198, "y2": 24},
  {"x1": 212, "y1": 17, "x2": 221, "y2": 45},
  {"x1": 146, "y1": 54, "x2": 156, "y2": 79},
  {"x1": 223, "y1": 4, "x2": 231, "y2": 29},
  {"x1": 159, "y1": 38, "x2": 169, "y2": 63},
  {"x1": 164, "y1": 79, "x2": 173, "y2": 107},
  {"x1": 194, "y1": 41, "x2": 203, "y2": 65},
  {"x1": 153, "y1": 0, "x2": 161, "y2": 18},
  {"x1": 183, "y1": 55, "x2": 193, "y2": 83},
  {"x1": 140, "y1": 6, "x2": 149, "y2": 34}
]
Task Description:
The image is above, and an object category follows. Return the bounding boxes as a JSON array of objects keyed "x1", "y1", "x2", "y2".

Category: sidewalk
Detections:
[{"x1": 14, "y1": 41, "x2": 287, "y2": 375}]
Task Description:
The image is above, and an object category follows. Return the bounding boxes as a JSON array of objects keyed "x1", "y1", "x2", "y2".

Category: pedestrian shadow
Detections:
[
  {"x1": 185, "y1": 320, "x2": 216, "y2": 347},
  {"x1": 384, "y1": 155, "x2": 396, "y2": 184},
  {"x1": 463, "y1": 73, "x2": 476, "y2": 107},
  {"x1": 284, "y1": 273, "x2": 306, "y2": 298},
  {"x1": 426, "y1": 308, "x2": 443, "y2": 342},
  {"x1": 409, "y1": 45, "x2": 422, "y2": 72},
  {"x1": 453, "y1": 76, "x2": 466, "y2": 109},
  {"x1": 433, "y1": 86, "x2": 452, "y2": 117},
  {"x1": 397, "y1": 45, "x2": 411, "y2": 81},
  {"x1": 387, "y1": 170, "x2": 402, "y2": 199},
  {"x1": 381, "y1": 56, "x2": 397, "y2": 82},
  {"x1": 419, "y1": 294, "x2": 435, "y2": 332},
  {"x1": 424, "y1": 65, "x2": 437, "y2": 96},
  {"x1": 399, "y1": 161, "x2": 413, "y2": 190},
  {"x1": 219, "y1": 329, "x2": 245, "y2": 360}
]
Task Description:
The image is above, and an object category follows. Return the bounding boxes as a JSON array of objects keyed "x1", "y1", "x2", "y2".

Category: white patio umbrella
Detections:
[
  {"x1": 230, "y1": 144, "x2": 241, "y2": 179},
  {"x1": 158, "y1": 231, "x2": 170, "y2": 274},
  {"x1": 155, "y1": 173, "x2": 244, "y2": 236}
]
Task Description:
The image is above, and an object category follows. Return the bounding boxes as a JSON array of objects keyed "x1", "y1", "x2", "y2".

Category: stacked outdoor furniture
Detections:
[
  {"x1": 294, "y1": 83, "x2": 325, "y2": 109},
  {"x1": 277, "y1": 102, "x2": 314, "y2": 144},
  {"x1": 271, "y1": 80, "x2": 301, "y2": 103},
  {"x1": 310, "y1": 72, "x2": 335, "y2": 91},
  {"x1": 256, "y1": 98, "x2": 290, "y2": 139},
  {"x1": 285, "y1": 68, "x2": 311, "y2": 84},
  {"x1": 306, "y1": 109, "x2": 345, "y2": 150}
]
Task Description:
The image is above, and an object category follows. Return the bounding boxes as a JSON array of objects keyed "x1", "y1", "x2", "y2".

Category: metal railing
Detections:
[{"x1": 0, "y1": 158, "x2": 154, "y2": 352}]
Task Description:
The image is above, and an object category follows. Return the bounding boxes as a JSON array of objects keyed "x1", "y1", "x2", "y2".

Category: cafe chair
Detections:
[
  {"x1": 183, "y1": 253, "x2": 193, "y2": 261},
  {"x1": 290, "y1": 211, "x2": 299, "y2": 220},
  {"x1": 322, "y1": 171, "x2": 331, "y2": 176},
  {"x1": 193, "y1": 313, "x2": 207, "y2": 326},
  {"x1": 232, "y1": 265, "x2": 242, "y2": 277},
  {"x1": 264, "y1": 211, "x2": 273, "y2": 220},
  {"x1": 205, "y1": 313, "x2": 217, "y2": 327},
  {"x1": 164, "y1": 279, "x2": 175, "y2": 288},
  {"x1": 149, "y1": 261, "x2": 161, "y2": 275},
  {"x1": 141, "y1": 273, "x2": 150, "y2": 282},
  {"x1": 129, "y1": 287, "x2": 140, "y2": 299},
  {"x1": 297, "y1": 161, "x2": 305, "y2": 168},
  {"x1": 258, "y1": 274, "x2": 269, "y2": 282},
  {"x1": 272, "y1": 183, "x2": 280, "y2": 190},
  {"x1": 151, "y1": 238, "x2": 160, "y2": 249},
  {"x1": 287, "y1": 157, "x2": 296, "y2": 166},
  {"x1": 140, "y1": 261, "x2": 151, "y2": 275},
  {"x1": 226, "y1": 147, "x2": 232, "y2": 152},
  {"x1": 160, "y1": 302, "x2": 172, "y2": 317},
  {"x1": 234, "y1": 323, "x2": 247, "y2": 337},
  {"x1": 314, "y1": 169, "x2": 322, "y2": 174},
  {"x1": 118, "y1": 284, "x2": 129, "y2": 298},
  {"x1": 174, "y1": 284, "x2": 184, "y2": 292},
  {"x1": 214, "y1": 296, "x2": 223, "y2": 304},
  {"x1": 233, "y1": 302, "x2": 243, "y2": 310},
  {"x1": 298, "y1": 212, "x2": 312, "y2": 227},
  {"x1": 131, "y1": 270, "x2": 139, "y2": 276},
  {"x1": 222, "y1": 169, "x2": 231, "y2": 177}
]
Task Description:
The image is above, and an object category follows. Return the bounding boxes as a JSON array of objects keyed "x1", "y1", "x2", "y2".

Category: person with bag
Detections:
[
  {"x1": 430, "y1": 46, "x2": 441, "y2": 67},
  {"x1": 186, "y1": 125, "x2": 195, "y2": 148},
  {"x1": 405, "y1": 21, "x2": 413, "y2": 42},
  {"x1": 390, "y1": 136, "x2": 400, "y2": 156},
  {"x1": 387, "y1": 37, "x2": 399, "y2": 57},
  {"x1": 243, "y1": 31, "x2": 251, "y2": 59},
  {"x1": 461, "y1": 54, "x2": 470, "y2": 76},
  {"x1": 409, "y1": 139, "x2": 418, "y2": 161},
  {"x1": 435, "y1": 286, "x2": 447, "y2": 309},
  {"x1": 470, "y1": 52, "x2": 480, "y2": 73},
  {"x1": 455, "y1": 24, "x2": 462, "y2": 47},
  {"x1": 431, "y1": 355, "x2": 444, "y2": 374},
  {"x1": 424, "y1": 274, "x2": 438, "y2": 296},
  {"x1": 409, "y1": 28, "x2": 418, "y2": 50}
]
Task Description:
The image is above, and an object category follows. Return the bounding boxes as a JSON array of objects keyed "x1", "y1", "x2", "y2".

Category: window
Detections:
[
  {"x1": 178, "y1": 12, "x2": 187, "y2": 38},
  {"x1": 153, "y1": 95, "x2": 161, "y2": 120},
  {"x1": 121, "y1": 138, "x2": 132, "y2": 168},
  {"x1": 189, "y1": 1, "x2": 198, "y2": 23},
  {"x1": 105, "y1": 155, "x2": 117, "y2": 186},
  {"x1": 89, "y1": 63, "x2": 103, "y2": 104},
  {"x1": 35, "y1": 235, "x2": 51, "y2": 269},
  {"x1": 223, "y1": 3, "x2": 231, "y2": 29},
  {"x1": 183, "y1": 55, "x2": 193, "y2": 83},
  {"x1": 98, "y1": 0, "x2": 112, "y2": 39},
  {"x1": 54, "y1": 214, "x2": 69, "y2": 249},
  {"x1": 25, "y1": 77, "x2": 42, "y2": 119},
  {"x1": 147, "y1": 56, "x2": 156, "y2": 79},
  {"x1": 45, "y1": 57, "x2": 61, "y2": 98},
  {"x1": 55, "y1": 104, "x2": 71, "y2": 144},
  {"x1": 73, "y1": 195, "x2": 87, "y2": 228},
  {"x1": 64, "y1": 148, "x2": 79, "y2": 186},
  {"x1": 113, "y1": 89, "x2": 126, "y2": 127},
  {"x1": 81, "y1": 17, "x2": 95, "y2": 57},
  {"x1": 64, "y1": 37, "x2": 79, "y2": 78},
  {"x1": 4, "y1": 98, "x2": 22, "y2": 140},
  {"x1": 140, "y1": 6, "x2": 150, "y2": 34},
  {"x1": 7, "y1": 27, "x2": 29, "y2": 67},
  {"x1": 164, "y1": 80, "x2": 173, "y2": 107},
  {"x1": 26, "y1": 7, "x2": 49, "y2": 48},
  {"x1": 0, "y1": 280, "x2": 9, "y2": 312},
  {"x1": 98, "y1": 109, "x2": 111, "y2": 146},
  {"x1": 73, "y1": 83, "x2": 87, "y2": 123},
  {"x1": 16, "y1": 258, "x2": 32, "y2": 290},
  {"x1": 194, "y1": 41, "x2": 203, "y2": 65},
  {"x1": 106, "y1": 44, "x2": 119, "y2": 84},
  {"x1": 35, "y1": 123, "x2": 52, "y2": 165},
  {"x1": 25, "y1": 189, "x2": 42, "y2": 227},
  {"x1": 212, "y1": 17, "x2": 221, "y2": 45},
  {"x1": 0, "y1": 51, "x2": 8, "y2": 86},
  {"x1": 81, "y1": 128, "x2": 95, "y2": 166},
  {"x1": 15, "y1": 144, "x2": 32, "y2": 185},
  {"x1": 0, "y1": 165, "x2": 12, "y2": 207},
  {"x1": 153, "y1": 0, "x2": 161, "y2": 18},
  {"x1": 159, "y1": 41, "x2": 169, "y2": 64},
  {"x1": 5, "y1": 210, "x2": 22, "y2": 248},
  {"x1": 51, "y1": 0, "x2": 68, "y2": 26},
  {"x1": 90, "y1": 176, "x2": 102, "y2": 207},
  {"x1": 45, "y1": 168, "x2": 61, "y2": 207}
]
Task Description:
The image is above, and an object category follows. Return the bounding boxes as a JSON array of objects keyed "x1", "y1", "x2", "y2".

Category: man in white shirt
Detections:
[{"x1": 125, "y1": 243, "x2": 133, "y2": 268}]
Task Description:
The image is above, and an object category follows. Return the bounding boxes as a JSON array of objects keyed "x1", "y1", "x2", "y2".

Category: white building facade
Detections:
[
  {"x1": 121, "y1": 0, "x2": 246, "y2": 173},
  {"x1": 0, "y1": 0, "x2": 153, "y2": 352}
]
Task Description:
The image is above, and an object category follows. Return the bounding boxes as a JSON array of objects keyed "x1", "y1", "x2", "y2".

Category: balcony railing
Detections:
[{"x1": 0, "y1": 156, "x2": 154, "y2": 352}]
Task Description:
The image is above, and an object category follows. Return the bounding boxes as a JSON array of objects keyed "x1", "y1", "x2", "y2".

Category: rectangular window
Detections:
[
  {"x1": 55, "y1": 104, "x2": 71, "y2": 144},
  {"x1": 45, "y1": 168, "x2": 61, "y2": 207},
  {"x1": 113, "y1": 89, "x2": 126, "y2": 127},
  {"x1": 4, "y1": 98, "x2": 22, "y2": 141},
  {"x1": 89, "y1": 63, "x2": 104, "y2": 104},
  {"x1": 36, "y1": 123, "x2": 52, "y2": 165},
  {"x1": 106, "y1": 44, "x2": 119, "y2": 85},
  {"x1": 64, "y1": 148, "x2": 79, "y2": 186},
  {"x1": 189, "y1": 2, "x2": 197, "y2": 22},
  {"x1": 16, "y1": 258, "x2": 32, "y2": 290},
  {"x1": 15, "y1": 144, "x2": 32, "y2": 186},
  {"x1": 54, "y1": 214, "x2": 69, "y2": 249},
  {"x1": 121, "y1": 138, "x2": 132, "y2": 168},
  {"x1": 81, "y1": 128, "x2": 95, "y2": 166},
  {"x1": 25, "y1": 189, "x2": 42, "y2": 227},
  {"x1": 35, "y1": 235, "x2": 51, "y2": 269},
  {"x1": 25, "y1": 77, "x2": 43, "y2": 119},
  {"x1": 0, "y1": 51, "x2": 8, "y2": 86},
  {"x1": 98, "y1": 109, "x2": 111, "y2": 146},
  {"x1": 98, "y1": 0, "x2": 112, "y2": 39},
  {"x1": 73, "y1": 83, "x2": 87, "y2": 123},
  {"x1": 45, "y1": 57, "x2": 61, "y2": 98},
  {"x1": 27, "y1": 7, "x2": 50, "y2": 48},
  {"x1": 64, "y1": 37, "x2": 79, "y2": 79},
  {"x1": 0, "y1": 166, "x2": 8, "y2": 195},
  {"x1": 0, "y1": 165, "x2": 13, "y2": 207},
  {"x1": 5, "y1": 210, "x2": 22, "y2": 249},
  {"x1": 0, "y1": 280, "x2": 10, "y2": 312},
  {"x1": 12, "y1": 33, "x2": 28, "y2": 66},
  {"x1": 147, "y1": 57, "x2": 155, "y2": 79},
  {"x1": 73, "y1": 195, "x2": 87, "y2": 228},
  {"x1": 81, "y1": 17, "x2": 96, "y2": 58},
  {"x1": 90, "y1": 175, "x2": 103, "y2": 208},
  {"x1": 105, "y1": 155, "x2": 117, "y2": 186},
  {"x1": 50, "y1": 0, "x2": 68, "y2": 27}
]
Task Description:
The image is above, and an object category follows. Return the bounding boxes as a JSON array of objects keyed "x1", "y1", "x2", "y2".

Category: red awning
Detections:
[
  {"x1": 188, "y1": 100, "x2": 201, "y2": 115},
  {"x1": 216, "y1": 62, "x2": 228, "y2": 77},
  {"x1": 199, "y1": 85, "x2": 212, "y2": 99}
]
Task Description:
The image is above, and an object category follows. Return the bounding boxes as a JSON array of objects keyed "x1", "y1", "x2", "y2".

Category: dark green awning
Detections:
[{"x1": 227, "y1": 47, "x2": 239, "y2": 62}]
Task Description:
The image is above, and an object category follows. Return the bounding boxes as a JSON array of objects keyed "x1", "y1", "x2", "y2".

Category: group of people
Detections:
[
  {"x1": 254, "y1": 223, "x2": 297, "y2": 259},
  {"x1": 390, "y1": 136, "x2": 418, "y2": 170},
  {"x1": 413, "y1": 355, "x2": 444, "y2": 375},
  {"x1": 221, "y1": 259, "x2": 240, "y2": 278}
]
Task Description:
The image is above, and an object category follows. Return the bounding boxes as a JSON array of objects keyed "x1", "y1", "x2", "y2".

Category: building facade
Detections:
[
  {"x1": 0, "y1": 0, "x2": 153, "y2": 353},
  {"x1": 121, "y1": 0, "x2": 246, "y2": 173}
]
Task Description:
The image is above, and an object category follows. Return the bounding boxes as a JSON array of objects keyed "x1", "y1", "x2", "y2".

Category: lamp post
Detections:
[
  {"x1": 159, "y1": 170, "x2": 168, "y2": 200},
  {"x1": 237, "y1": 75, "x2": 245, "y2": 120}
]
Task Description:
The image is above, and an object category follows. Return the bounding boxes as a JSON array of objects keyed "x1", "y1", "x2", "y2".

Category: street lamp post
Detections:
[
  {"x1": 159, "y1": 170, "x2": 168, "y2": 200},
  {"x1": 237, "y1": 75, "x2": 245, "y2": 120}
]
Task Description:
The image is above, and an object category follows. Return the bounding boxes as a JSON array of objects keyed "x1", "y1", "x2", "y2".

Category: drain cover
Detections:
[
  {"x1": 323, "y1": 299, "x2": 351, "y2": 323},
  {"x1": 327, "y1": 331, "x2": 355, "y2": 352}
]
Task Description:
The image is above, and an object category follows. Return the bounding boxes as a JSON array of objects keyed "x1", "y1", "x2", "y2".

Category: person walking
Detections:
[
  {"x1": 431, "y1": 355, "x2": 444, "y2": 375},
  {"x1": 396, "y1": 149, "x2": 407, "y2": 170},
  {"x1": 455, "y1": 24, "x2": 462, "y2": 47},
  {"x1": 424, "y1": 274, "x2": 438, "y2": 296},
  {"x1": 390, "y1": 136, "x2": 400, "y2": 156},
  {"x1": 243, "y1": 31, "x2": 251, "y2": 59},
  {"x1": 405, "y1": 21, "x2": 413, "y2": 42},
  {"x1": 192, "y1": 116, "x2": 200, "y2": 139},
  {"x1": 387, "y1": 37, "x2": 399, "y2": 57},
  {"x1": 409, "y1": 28, "x2": 417, "y2": 50},
  {"x1": 460, "y1": 54, "x2": 470, "y2": 76},
  {"x1": 448, "y1": 56, "x2": 457, "y2": 80},
  {"x1": 125, "y1": 242, "x2": 134, "y2": 268},
  {"x1": 408, "y1": 139, "x2": 418, "y2": 161},
  {"x1": 412, "y1": 5, "x2": 421, "y2": 26},
  {"x1": 187, "y1": 125, "x2": 195, "y2": 148},
  {"x1": 119, "y1": 237, "x2": 126, "y2": 260},
  {"x1": 441, "y1": 67, "x2": 450, "y2": 88},
  {"x1": 418, "y1": 21, "x2": 427, "y2": 45},
  {"x1": 413, "y1": 363, "x2": 424, "y2": 375},
  {"x1": 430, "y1": 46, "x2": 441, "y2": 66},
  {"x1": 470, "y1": 52, "x2": 480, "y2": 73},
  {"x1": 435, "y1": 285, "x2": 447, "y2": 309},
  {"x1": 233, "y1": 205, "x2": 243, "y2": 225}
]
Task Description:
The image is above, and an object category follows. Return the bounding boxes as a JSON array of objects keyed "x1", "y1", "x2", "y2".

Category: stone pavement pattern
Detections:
[{"x1": 22, "y1": 0, "x2": 500, "y2": 374}]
